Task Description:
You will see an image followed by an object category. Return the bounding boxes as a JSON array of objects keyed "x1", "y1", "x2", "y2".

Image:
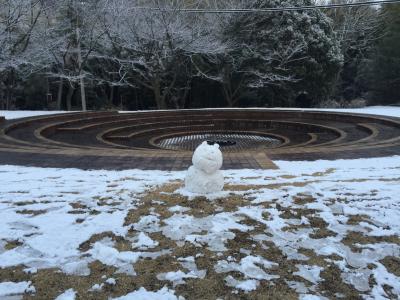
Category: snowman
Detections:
[{"x1": 184, "y1": 141, "x2": 224, "y2": 194}]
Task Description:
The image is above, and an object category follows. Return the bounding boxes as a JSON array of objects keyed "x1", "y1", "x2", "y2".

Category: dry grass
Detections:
[{"x1": 0, "y1": 182, "x2": 398, "y2": 299}]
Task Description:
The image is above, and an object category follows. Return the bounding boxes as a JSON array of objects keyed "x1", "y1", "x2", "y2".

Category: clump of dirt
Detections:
[
  {"x1": 14, "y1": 200, "x2": 38, "y2": 206},
  {"x1": 79, "y1": 232, "x2": 127, "y2": 252},
  {"x1": 380, "y1": 256, "x2": 400, "y2": 276},
  {"x1": 318, "y1": 264, "x2": 362, "y2": 299},
  {"x1": 4, "y1": 240, "x2": 23, "y2": 250},
  {"x1": 342, "y1": 232, "x2": 400, "y2": 252},
  {"x1": 309, "y1": 228, "x2": 337, "y2": 239},
  {"x1": 293, "y1": 194, "x2": 316, "y2": 205},
  {"x1": 134, "y1": 254, "x2": 184, "y2": 288},
  {"x1": 346, "y1": 214, "x2": 373, "y2": 226},
  {"x1": 310, "y1": 168, "x2": 336, "y2": 177},
  {"x1": 278, "y1": 204, "x2": 319, "y2": 220},
  {"x1": 224, "y1": 184, "x2": 269, "y2": 191},
  {"x1": 70, "y1": 202, "x2": 88, "y2": 210},
  {"x1": 298, "y1": 248, "x2": 341, "y2": 267},
  {"x1": 16, "y1": 209, "x2": 47, "y2": 216}
]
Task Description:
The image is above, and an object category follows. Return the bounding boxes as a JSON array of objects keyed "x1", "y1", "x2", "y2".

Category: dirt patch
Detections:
[
  {"x1": 380, "y1": 256, "x2": 400, "y2": 276},
  {"x1": 342, "y1": 232, "x2": 400, "y2": 252},
  {"x1": 279, "y1": 175, "x2": 297, "y2": 179},
  {"x1": 309, "y1": 228, "x2": 338, "y2": 239},
  {"x1": 4, "y1": 240, "x2": 23, "y2": 250},
  {"x1": 16, "y1": 209, "x2": 47, "y2": 216},
  {"x1": 310, "y1": 168, "x2": 336, "y2": 177},
  {"x1": 278, "y1": 205, "x2": 318, "y2": 220},
  {"x1": 293, "y1": 194, "x2": 316, "y2": 205},
  {"x1": 70, "y1": 202, "x2": 88, "y2": 210},
  {"x1": 79, "y1": 232, "x2": 127, "y2": 252},
  {"x1": 224, "y1": 184, "x2": 268, "y2": 191},
  {"x1": 14, "y1": 201, "x2": 38, "y2": 206},
  {"x1": 240, "y1": 176, "x2": 262, "y2": 180},
  {"x1": 318, "y1": 264, "x2": 362, "y2": 299}
]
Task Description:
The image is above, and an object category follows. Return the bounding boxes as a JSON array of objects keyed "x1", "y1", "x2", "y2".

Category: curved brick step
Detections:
[{"x1": 1, "y1": 109, "x2": 400, "y2": 170}]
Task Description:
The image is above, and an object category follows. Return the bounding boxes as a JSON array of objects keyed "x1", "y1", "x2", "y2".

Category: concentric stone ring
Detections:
[{"x1": 1, "y1": 109, "x2": 399, "y2": 170}]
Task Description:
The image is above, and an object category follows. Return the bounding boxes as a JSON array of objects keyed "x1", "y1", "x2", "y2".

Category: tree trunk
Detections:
[
  {"x1": 76, "y1": 24, "x2": 87, "y2": 111},
  {"x1": 109, "y1": 85, "x2": 114, "y2": 106},
  {"x1": 153, "y1": 79, "x2": 167, "y2": 109},
  {"x1": 222, "y1": 84, "x2": 234, "y2": 108},
  {"x1": 6, "y1": 88, "x2": 10, "y2": 110},
  {"x1": 66, "y1": 85, "x2": 75, "y2": 111},
  {"x1": 80, "y1": 77, "x2": 87, "y2": 111},
  {"x1": 56, "y1": 78, "x2": 63, "y2": 110}
]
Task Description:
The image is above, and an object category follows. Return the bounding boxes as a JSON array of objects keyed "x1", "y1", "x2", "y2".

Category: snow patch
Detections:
[
  {"x1": 0, "y1": 281, "x2": 35, "y2": 297},
  {"x1": 54, "y1": 289, "x2": 76, "y2": 300},
  {"x1": 111, "y1": 287, "x2": 184, "y2": 300}
]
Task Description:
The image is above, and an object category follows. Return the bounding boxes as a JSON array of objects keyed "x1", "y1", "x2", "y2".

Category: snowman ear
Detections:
[{"x1": 213, "y1": 143, "x2": 220, "y2": 149}]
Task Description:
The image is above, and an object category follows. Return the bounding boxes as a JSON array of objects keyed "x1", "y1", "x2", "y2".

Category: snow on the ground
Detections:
[
  {"x1": 0, "y1": 156, "x2": 399, "y2": 298},
  {"x1": 119, "y1": 106, "x2": 400, "y2": 118},
  {"x1": 54, "y1": 289, "x2": 76, "y2": 300},
  {"x1": 111, "y1": 287, "x2": 184, "y2": 300},
  {"x1": 0, "y1": 110, "x2": 71, "y2": 120},
  {"x1": 1, "y1": 105, "x2": 400, "y2": 121},
  {"x1": 0, "y1": 281, "x2": 35, "y2": 297},
  {"x1": 0, "y1": 167, "x2": 176, "y2": 272},
  {"x1": 305, "y1": 106, "x2": 400, "y2": 118}
]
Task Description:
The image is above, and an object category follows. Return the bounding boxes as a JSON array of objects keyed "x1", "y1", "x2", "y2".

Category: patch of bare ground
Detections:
[
  {"x1": 4, "y1": 240, "x2": 23, "y2": 250},
  {"x1": 310, "y1": 168, "x2": 336, "y2": 177},
  {"x1": 227, "y1": 178, "x2": 333, "y2": 191},
  {"x1": 346, "y1": 214, "x2": 385, "y2": 229},
  {"x1": 307, "y1": 217, "x2": 337, "y2": 239},
  {"x1": 70, "y1": 202, "x2": 88, "y2": 210},
  {"x1": 293, "y1": 194, "x2": 316, "y2": 205},
  {"x1": 318, "y1": 264, "x2": 363, "y2": 299},
  {"x1": 133, "y1": 255, "x2": 184, "y2": 289},
  {"x1": 0, "y1": 261, "x2": 180, "y2": 300},
  {"x1": 278, "y1": 204, "x2": 318, "y2": 220},
  {"x1": 224, "y1": 184, "x2": 269, "y2": 191},
  {"x1": 380, "y1": 256, "x2": 400, "y2": 277},
  {"x1": 240, "y1": 176, "x2": 262, "y2": 180},
  {"x1": 346, "y1": 214, "x2": 372, "y2": 225},
  {"x1": 342, "y1": 231, "x2": 400, "y2": 252},
  {"x1": 121, "y1": 182, "x2": 304, "y2": 298},
  {"x1": 173, "y1": 242, "x2": 299, "y2": 300},
  {"x1": 14, "y1": 201, "x2": 38, "y2": 206},
  {"x1": 16, "y1": 209, "x2": 47, "y2": 216},
  {"x1": 79, "y1": 232, "x2": 127, "y2": 252}
]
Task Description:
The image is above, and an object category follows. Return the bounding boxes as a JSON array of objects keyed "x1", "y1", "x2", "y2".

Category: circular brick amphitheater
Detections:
[{"x1": 0, "y1": 109, "x2": 399, "y2": 170}]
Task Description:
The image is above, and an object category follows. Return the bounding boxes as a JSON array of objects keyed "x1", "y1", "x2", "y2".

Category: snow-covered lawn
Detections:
[
  {"x1": 0, "y1": 111, "x2": 72, "y2": 120},
  {"x1": 0, "y1": 157, "x2": 399, "y2": 299},
  {"x1": 271, "y1": 106, "x2": 400, "y2": 118},
  {"x1": 1, "y1": 105, "x2": 400, "y2": 120}
]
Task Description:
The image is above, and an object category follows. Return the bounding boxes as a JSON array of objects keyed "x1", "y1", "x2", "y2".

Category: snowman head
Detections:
[{"x1": 192, "y1": 141, "x2": 223, "y2": 174}]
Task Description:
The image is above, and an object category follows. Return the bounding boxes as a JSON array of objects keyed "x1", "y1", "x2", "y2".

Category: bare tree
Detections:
[
  {"x1": 323, "y1": 0, "x2": 385, "y2": 100},
  {"x1": 38, "y1": 0, "x2": 106, "y2": 110},
  {"x1": 0, "y1": 0, "x2": 44, "y2": 109},
  {"x1": 98, "y1": 0, "x2": 224, "y2": 109}
]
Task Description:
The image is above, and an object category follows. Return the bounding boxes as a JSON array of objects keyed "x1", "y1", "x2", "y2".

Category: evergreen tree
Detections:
[
  {"x1": 369, "y1": 4, "x2": 400, "y2": 104},
  {"x1": 223, "y1": 0, "x2": 343, "y2": 107}
]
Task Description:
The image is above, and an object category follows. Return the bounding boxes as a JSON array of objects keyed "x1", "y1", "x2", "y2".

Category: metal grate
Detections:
[{"x1": 156, "y1": 133, "x2": 282, "y2": 152}]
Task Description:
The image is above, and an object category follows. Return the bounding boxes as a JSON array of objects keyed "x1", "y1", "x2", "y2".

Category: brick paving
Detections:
[{"x1": 0, "y1": 109, "x2": 399, "y2": 170}]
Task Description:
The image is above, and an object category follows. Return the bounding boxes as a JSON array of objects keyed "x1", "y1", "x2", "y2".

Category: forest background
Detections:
[{"x1": 0, "y1": 0, "x2": 399, "y2": 111}]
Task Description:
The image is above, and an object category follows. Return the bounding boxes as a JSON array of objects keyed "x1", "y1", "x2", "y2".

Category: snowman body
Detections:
[{"x1": 184, "y1": 141, "x2": 224, "y2": 194}]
